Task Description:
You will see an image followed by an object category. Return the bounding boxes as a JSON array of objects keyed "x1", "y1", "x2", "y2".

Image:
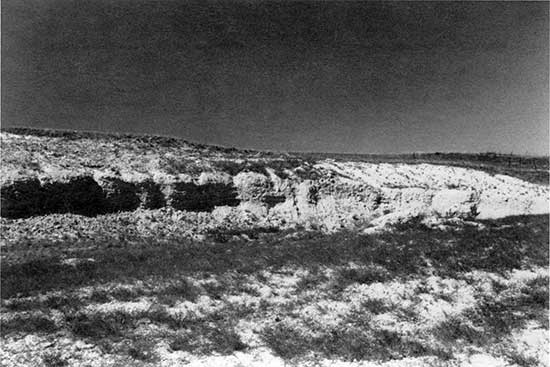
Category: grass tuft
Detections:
[
  {"x1": 127, "y1": 340, "x2": 158, "y2": 362},
  {"x1": 503, "y1": 349, "x2": 540, "y2": 367},
  {"x1": 360, "y1": 298, "x2": 392, "y2": 315},
  {"x1": 169, "y1": 325, "x2": 247, "y2": 355},
  {"x1": 42, "y1": 352, "x2": 68, "y2": 367},
  {"x1": 261, "y1": 322, "x2": 452, "y2": 361},
  {"x1": 66, "y1": 312, "x2": 127, "y2": 339},
  {"x1": 331, "y1": 264, "x2": 392, "y2": 292},
  {"x1": 157, "y1": 279, "x2": 200, "y2": 306},
  {"x1": 146, "y1": 304, "x2": 187, "y2": 329},
  {"x1": 433, "y1": 315, "x2": 487, "y2": 346},
  {"x1": 1, "y1": 314, "x2": 57, "y2": 335}
]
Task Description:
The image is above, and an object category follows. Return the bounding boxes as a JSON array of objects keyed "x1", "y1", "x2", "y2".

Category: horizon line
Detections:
[{"x1": 2, "y1": 125, "x2": 548, "y2": 158}]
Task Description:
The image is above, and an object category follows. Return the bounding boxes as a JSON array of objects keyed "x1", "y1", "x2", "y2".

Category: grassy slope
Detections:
[
  {"x1": 2, "y1": 127, "x2": 549, "y2": 184},
  {"x1": 1, "y1": 215, "x2": 548, "y2": 366},
  {"x1": 0, "y1": 127, "x2": 315, "y2": 184}
]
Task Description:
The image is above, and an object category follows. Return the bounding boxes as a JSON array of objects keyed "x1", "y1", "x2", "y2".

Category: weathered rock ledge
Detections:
[{"x1": 2, "y1": 161, "x2": 548, "y2": 233}]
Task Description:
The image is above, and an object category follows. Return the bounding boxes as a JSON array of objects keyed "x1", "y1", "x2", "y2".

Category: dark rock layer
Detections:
[
  {"x1": 170, "y1": 182, "x2": 240, "y2": 212},
  {"x1": 1, "y1": 177, "x2": 243, "y2": 218}
]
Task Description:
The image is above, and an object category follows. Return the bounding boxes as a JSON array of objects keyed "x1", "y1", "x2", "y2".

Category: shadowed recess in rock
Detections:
[
  {"x1": 0, "y1": 178, "x2": 241, "y2": 218},
  {"x1": 170, "y1": 182, "x2": 240, "y2": 212}
]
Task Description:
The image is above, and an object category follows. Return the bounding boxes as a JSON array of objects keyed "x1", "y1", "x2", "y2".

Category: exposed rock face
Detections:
[
  {"x1": 41, "y1": 176, "x2": 105, "y2": 216},
  {"x1": 233, "y1": 172, "x2": 273, "y2": 201},
  {"x1": 1, "y1": 176, "x2": 105, "y2": 218},
  {"x1": 1, "y1": 178, "x2": 43, "y2": 218},
  {"x1": 2, "y1": 162, "x2": 549, "y2": 231},
  {"x1": 431, "y1": 189, "x2": 479, "y2": 219},
  {"x1": 96, "y1": 176, "x2": 140, "y2": 213},
  {"x1": 136, "y1": 180, "x2": 165, "y2": 209},
  {"x1": 1, "y1": 132, "x2": 548, "y2": 232},
  {"x1": 170, "y1": 182, "x2": 239, "y2": 212}
]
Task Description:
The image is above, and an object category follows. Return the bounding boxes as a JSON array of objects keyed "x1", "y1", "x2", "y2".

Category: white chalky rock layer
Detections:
[{"x1": 276, "y1": 161, "x2": 549, "y2": 230}]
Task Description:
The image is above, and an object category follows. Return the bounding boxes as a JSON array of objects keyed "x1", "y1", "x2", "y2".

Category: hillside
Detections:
[
  {"x1": 1, "y1": 128, "x2": 549, "y2": 367},
  {"x1": 1, "y1": 128, "x2": 548, "y2": 230}
]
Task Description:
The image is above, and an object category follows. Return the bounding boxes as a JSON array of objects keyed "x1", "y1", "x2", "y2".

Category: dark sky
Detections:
[{"x1": 2, "y1": 1, "x2": 549, "y2": 154}]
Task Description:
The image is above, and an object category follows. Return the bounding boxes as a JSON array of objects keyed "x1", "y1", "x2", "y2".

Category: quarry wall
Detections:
[{"x1": 1, "y1": 161, "x2": 548, "y2": 232}]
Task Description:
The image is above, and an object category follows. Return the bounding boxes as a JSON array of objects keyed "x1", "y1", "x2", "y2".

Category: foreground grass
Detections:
[{"x1": 1, "y1": 215, "x2": 548, "y2": 366}]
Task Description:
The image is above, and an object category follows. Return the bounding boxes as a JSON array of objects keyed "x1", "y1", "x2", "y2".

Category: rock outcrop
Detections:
[{"x1": 1, "y1": 131, "x2": 548, "y2": 232}]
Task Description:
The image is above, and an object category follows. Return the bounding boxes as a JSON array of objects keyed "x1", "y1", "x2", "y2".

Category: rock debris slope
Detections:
[{"x1": 1, "y1": 130, "x2": 548, "y2": 234}]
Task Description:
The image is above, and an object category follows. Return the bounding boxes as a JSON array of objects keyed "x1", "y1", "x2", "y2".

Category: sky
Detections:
[{"x1": 2, "y1": 1, "x2": 549, "y2": 154}]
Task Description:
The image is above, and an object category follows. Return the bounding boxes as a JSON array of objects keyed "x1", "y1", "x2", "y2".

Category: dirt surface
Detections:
[{"x1": 1, "y1": 216, "x2": 548, "y2": 367}]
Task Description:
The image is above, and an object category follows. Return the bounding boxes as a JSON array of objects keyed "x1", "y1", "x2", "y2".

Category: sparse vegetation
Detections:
[
  {"x1": 1, "y1": 215, "x2": 547, "y2": 365},
  {"x1": 335, "y1": 264, "x2": 392, "y2": 286},
  {"x1": 205, "y1": 225, "x2": 280, "y2": 242},
  {"x1": 127, "y1": 340, "x2": 158, "y2": 362},
  {"x1": 433, "y1": 315, "x2": 488, "y2": 346},
  {"x1": 359, "y1": 298, "x2": 392, "y2": 315},
  {"x1": 169, "y1": 325, "x2": 247, "y2": 355},
  {"x1": 66, "y1": 312, "x2": 126, "y2": 339},
  {"x1": 502, "y1": 347, "x2": 540, "y2": 367},
  {"x1": 296, "y1": 151, "x2": 549, "y2": 185},
  {"x1": 42, "y1": 353, "x2": 68, "y2": 367},
  {"x1": 156, "y1": 278, "x2": 200, "y2": 305},
  {"x1": 261, "y1": 321, "x2": 452, "y2": 361},
  {"x1": 1, "y1": 314, "x2": 58, "y2": 335}
]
